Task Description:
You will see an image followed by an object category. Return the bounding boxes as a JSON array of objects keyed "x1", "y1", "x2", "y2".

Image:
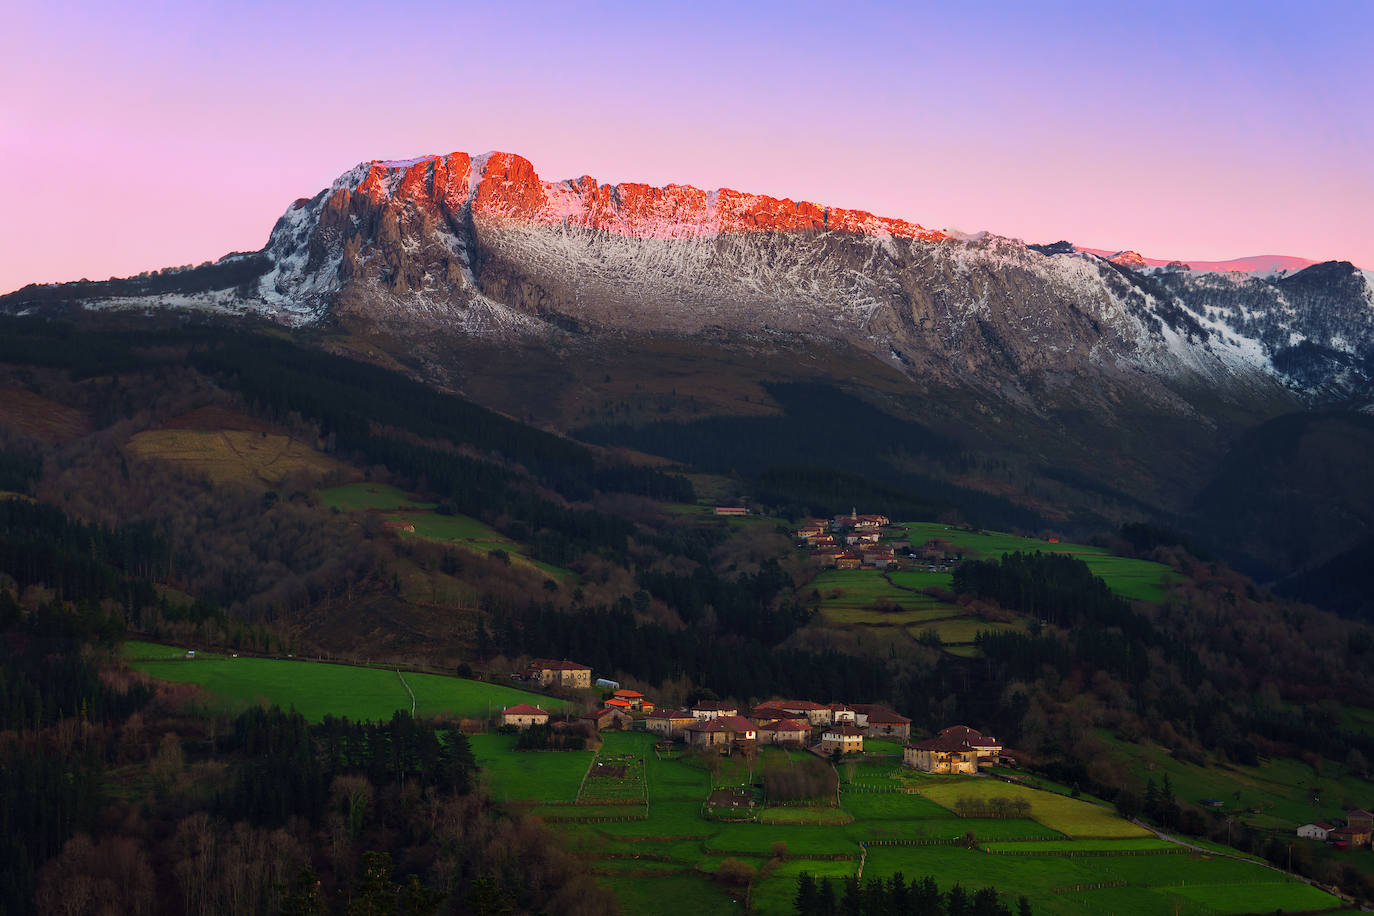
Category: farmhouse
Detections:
[
  {"x1": 751, "y1": 702, "x2": 789, "y2": 722},
  {"x1": 757, "y1": 719, "x2": 811, "y2": 746},
  {"x1": 938, "y1": 725, "x2": 1001, "y2": 759},
  {"x1": 500, "y1": 703, "x2": 550, "y2": 730},
  {"x1": 524, "y1": 659, "x2": 593, "y2": 688},
  {"x1": 820, "y1": 726, "x2": 866, "y2": 756},
  {"x1": 829, "y1": 704, "x2": 858, "y2": 724},
  {"x1": 691, "y1": 700, "x2": 739, "y2": 720},
  {"x1": 683, "y1": 719, "x2": 735, "y2": 749},
  {"x1": 1330, "y1": 824, "x2": 1371, "y2": 849},
  {"x1": 852, "y1": 704, "x2": 912, "y2": 740},
  {"x1": 1297, "y1": 821, "x2": 1335, "y2": 841},
  {"x1": 611, "y1": 689, "x2": 649, "y2": 710},
  {"x1": 776, "y1": 700, "x2": 833, "y2": 726},
  {"x1": 580, "y1": 707, "x2": 631, "y2": 731},
  {"x1": 904, "y1": 733, "x2": 979, "y2": 774},
  {"x1": 644, "y1": 708, "x2": 697, "y2": 739},
  {"x1": 604, "y1": 698, "x2": 633, "y2": 710},
  {"x1": 834, "y1": 552, "x2": 862, "y2": 570}
]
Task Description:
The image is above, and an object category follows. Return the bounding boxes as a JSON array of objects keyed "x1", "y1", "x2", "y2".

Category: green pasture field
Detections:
[
  {"x1": 917, "y1": 779, "x2": 1151, "y2": 838},
  {"x1": 885, "y1": 569, "x2": 955, "y2": 590},
  {"x1": 472, "y1": 731, "x2": 1330, "y2": 916},
  {"x1": 521, "y1": 802, "x2": 646, "y2": 820},
  {"x1": 757, "y1": 807, "x2": 853, "y2": 825},
  {"x1": 901, "y1": 523, "x2": 1177, "y2": 603},
  {"x1": 789, "y1": 844, "x2": 1341, "y2": 916},
  {"x1": 839, "y1": 791, "x2": 952, "y2": 820},
  {"x1": 982, "y1": 838, "x2": 1177, "y2": 854},
  {"x1": 595, "y1": 874, "x2": 744, "y2": 916},
  {"x1": 467, "y1": 734, "x2": 593, "y2": 802},
  {"x1": 912, "y1": 617, "x2": 1026, "y2": 644},
  {"x1": 862, "y1": 739, "x2": 906, "y2": 755},
  {"x1": 128, "y1": 644, "x2": 566, "y2": 722},
  {"x1": 1095, "y1": 730, "x2": 1374, "y2": 830},
  {"x1": 316, "y1": 483, "x2": 574, "y2": 581},
  {"x1": 316, "y1": 483, "x2": 432, "y2": 510}
]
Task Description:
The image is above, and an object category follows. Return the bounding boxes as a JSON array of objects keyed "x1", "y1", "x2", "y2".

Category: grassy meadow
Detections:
[
  {"x1": 316, "y1": 482, "x2": 574, "y2": 581},
  {"x1": 125, "y1": 642, "x2": 568, "y2": 722},
  {"x1": 902, "y1": 523, "x2": 1178, "y2": 603}
]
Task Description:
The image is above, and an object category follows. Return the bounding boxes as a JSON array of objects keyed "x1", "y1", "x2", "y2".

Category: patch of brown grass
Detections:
[
  {"x1": 0, "y1": 387, "x2": 89, "y2": 442},
  {"x1": 125, "y1": 429, "x2": 353, "y2": 485}
]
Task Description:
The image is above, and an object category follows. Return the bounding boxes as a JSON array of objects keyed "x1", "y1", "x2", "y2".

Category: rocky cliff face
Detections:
[{"x1": 4, "y1": 150, "x2": 1372, "y2": 406}]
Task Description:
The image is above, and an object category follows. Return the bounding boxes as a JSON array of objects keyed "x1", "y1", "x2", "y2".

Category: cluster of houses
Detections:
[
  {"x1": 796, "y1": 510, "x2": 901, "y2": 569},
  {"x1": 498, "y1": 664, "x2": 1007, "y2": 774},
  {"x1": 1298, "y1": 809, "x2": 1374, "y2": 849}
]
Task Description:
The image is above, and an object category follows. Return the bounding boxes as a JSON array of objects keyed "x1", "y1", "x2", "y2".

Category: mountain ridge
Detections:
[{"x1": 3, "y1": 149, "x2": 1372, "y2": 408}]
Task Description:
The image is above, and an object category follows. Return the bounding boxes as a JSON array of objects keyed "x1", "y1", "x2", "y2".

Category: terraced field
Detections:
[{"x1": 514, "y1": 734, "x2": 1336, "y2": 916}]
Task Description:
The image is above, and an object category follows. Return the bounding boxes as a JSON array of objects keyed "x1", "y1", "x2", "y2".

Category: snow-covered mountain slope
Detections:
[{"x1": 3, "y1": 150, "x2": 1371, "y2": 403}]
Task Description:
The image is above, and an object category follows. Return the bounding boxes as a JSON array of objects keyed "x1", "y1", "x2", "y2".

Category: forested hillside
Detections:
[{"x1": 2, "y1": 318, "x2": 1374, "y2": 911}]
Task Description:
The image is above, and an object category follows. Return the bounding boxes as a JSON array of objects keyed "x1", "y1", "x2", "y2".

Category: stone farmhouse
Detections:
[
  {"x1": 644, "y1": 708, "x2": 696, "y2": 739},
  {"x1": 578, "y1": 707, "x2": 632, "y2": 730},
  {"x1": 936, "y1": 725, "x2": 1000, "y2": 759},
  {"x1": 521, "y1": 659, "x2": 593, "y2": 688},
  {"x1": 757, "y1": 719, "x2": 811, "y2": 745},
  {"x1": 691, "y1": 700, "x2": 739, "y2": 720},
  {"x1": 684, "y1": 715, "x2": 757, "y2": 749},
  {"x1": 821, "y1": 726, "x2": 866, "y2": 755},
  {"x1": 852, "y1": 704, "x2": 912, "y2": 740},
  {"x1": 903, "y1": 725, "x2": 999, "y2": 773},
  {"x1": 500, "y1": 703, "x2": 550, "y2": 730}
]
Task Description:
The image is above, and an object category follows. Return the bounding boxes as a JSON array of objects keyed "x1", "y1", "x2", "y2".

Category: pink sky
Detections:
[{"x1": 2, "y1": 1, "x2": 1370, "y2": 293}]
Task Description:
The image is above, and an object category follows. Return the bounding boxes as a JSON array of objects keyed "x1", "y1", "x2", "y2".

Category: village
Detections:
[{"x1": 503, "y1": 657, "x2": 1009, "y2": 775}]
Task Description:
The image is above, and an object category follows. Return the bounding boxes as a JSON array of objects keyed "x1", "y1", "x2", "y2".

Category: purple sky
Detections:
[{"x1": 3, "y1": 0, "x2": 1370, "y2": 292}]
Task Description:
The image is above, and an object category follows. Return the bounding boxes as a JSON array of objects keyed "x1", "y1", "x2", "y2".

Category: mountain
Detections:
[
  {"x1": 4, "y1": 149, "x2": 1374, "y2": 584},
  {"x1": 4, "y1": 150, "x2": 1371, "y2": 401},
  {"x1": 1079, "y1": 248, "x2": 1320, "y2": 274}
]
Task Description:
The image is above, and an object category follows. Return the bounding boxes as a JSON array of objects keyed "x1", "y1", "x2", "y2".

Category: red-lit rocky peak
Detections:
[
  {"x1": 334, "y1": 150, "x2": 948, "y2": 242},
  {"x1": 1107, "y1": 250, "x2": 1148, "y2": 269}
]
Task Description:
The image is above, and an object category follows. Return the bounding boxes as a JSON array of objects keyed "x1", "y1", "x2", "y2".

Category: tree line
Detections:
[{"x1": 794, "y1": 872, "x2": 1030, "y2": 916}]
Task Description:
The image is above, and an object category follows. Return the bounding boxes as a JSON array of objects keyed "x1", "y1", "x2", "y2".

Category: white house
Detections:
[{"x1": 1297, "y1": 821, "x2": 1334, "y2": 841}]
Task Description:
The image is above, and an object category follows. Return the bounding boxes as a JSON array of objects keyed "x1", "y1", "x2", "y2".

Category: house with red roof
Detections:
[
  {"x1": 579, "y1": 707, "x2": 631, "y2": 731},
  {"x1": 938, "y1": 725, "x2": 1001, "y2": 759},
  {"x1": 500, "y1": 703, "x2": 550, "y2": 730},
  {"x1": 851, "y1": 704, "x2": 912, "y2": 740},
  {"x1": 757, "y1": 719, "x2": 811, "y2": 746}
]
